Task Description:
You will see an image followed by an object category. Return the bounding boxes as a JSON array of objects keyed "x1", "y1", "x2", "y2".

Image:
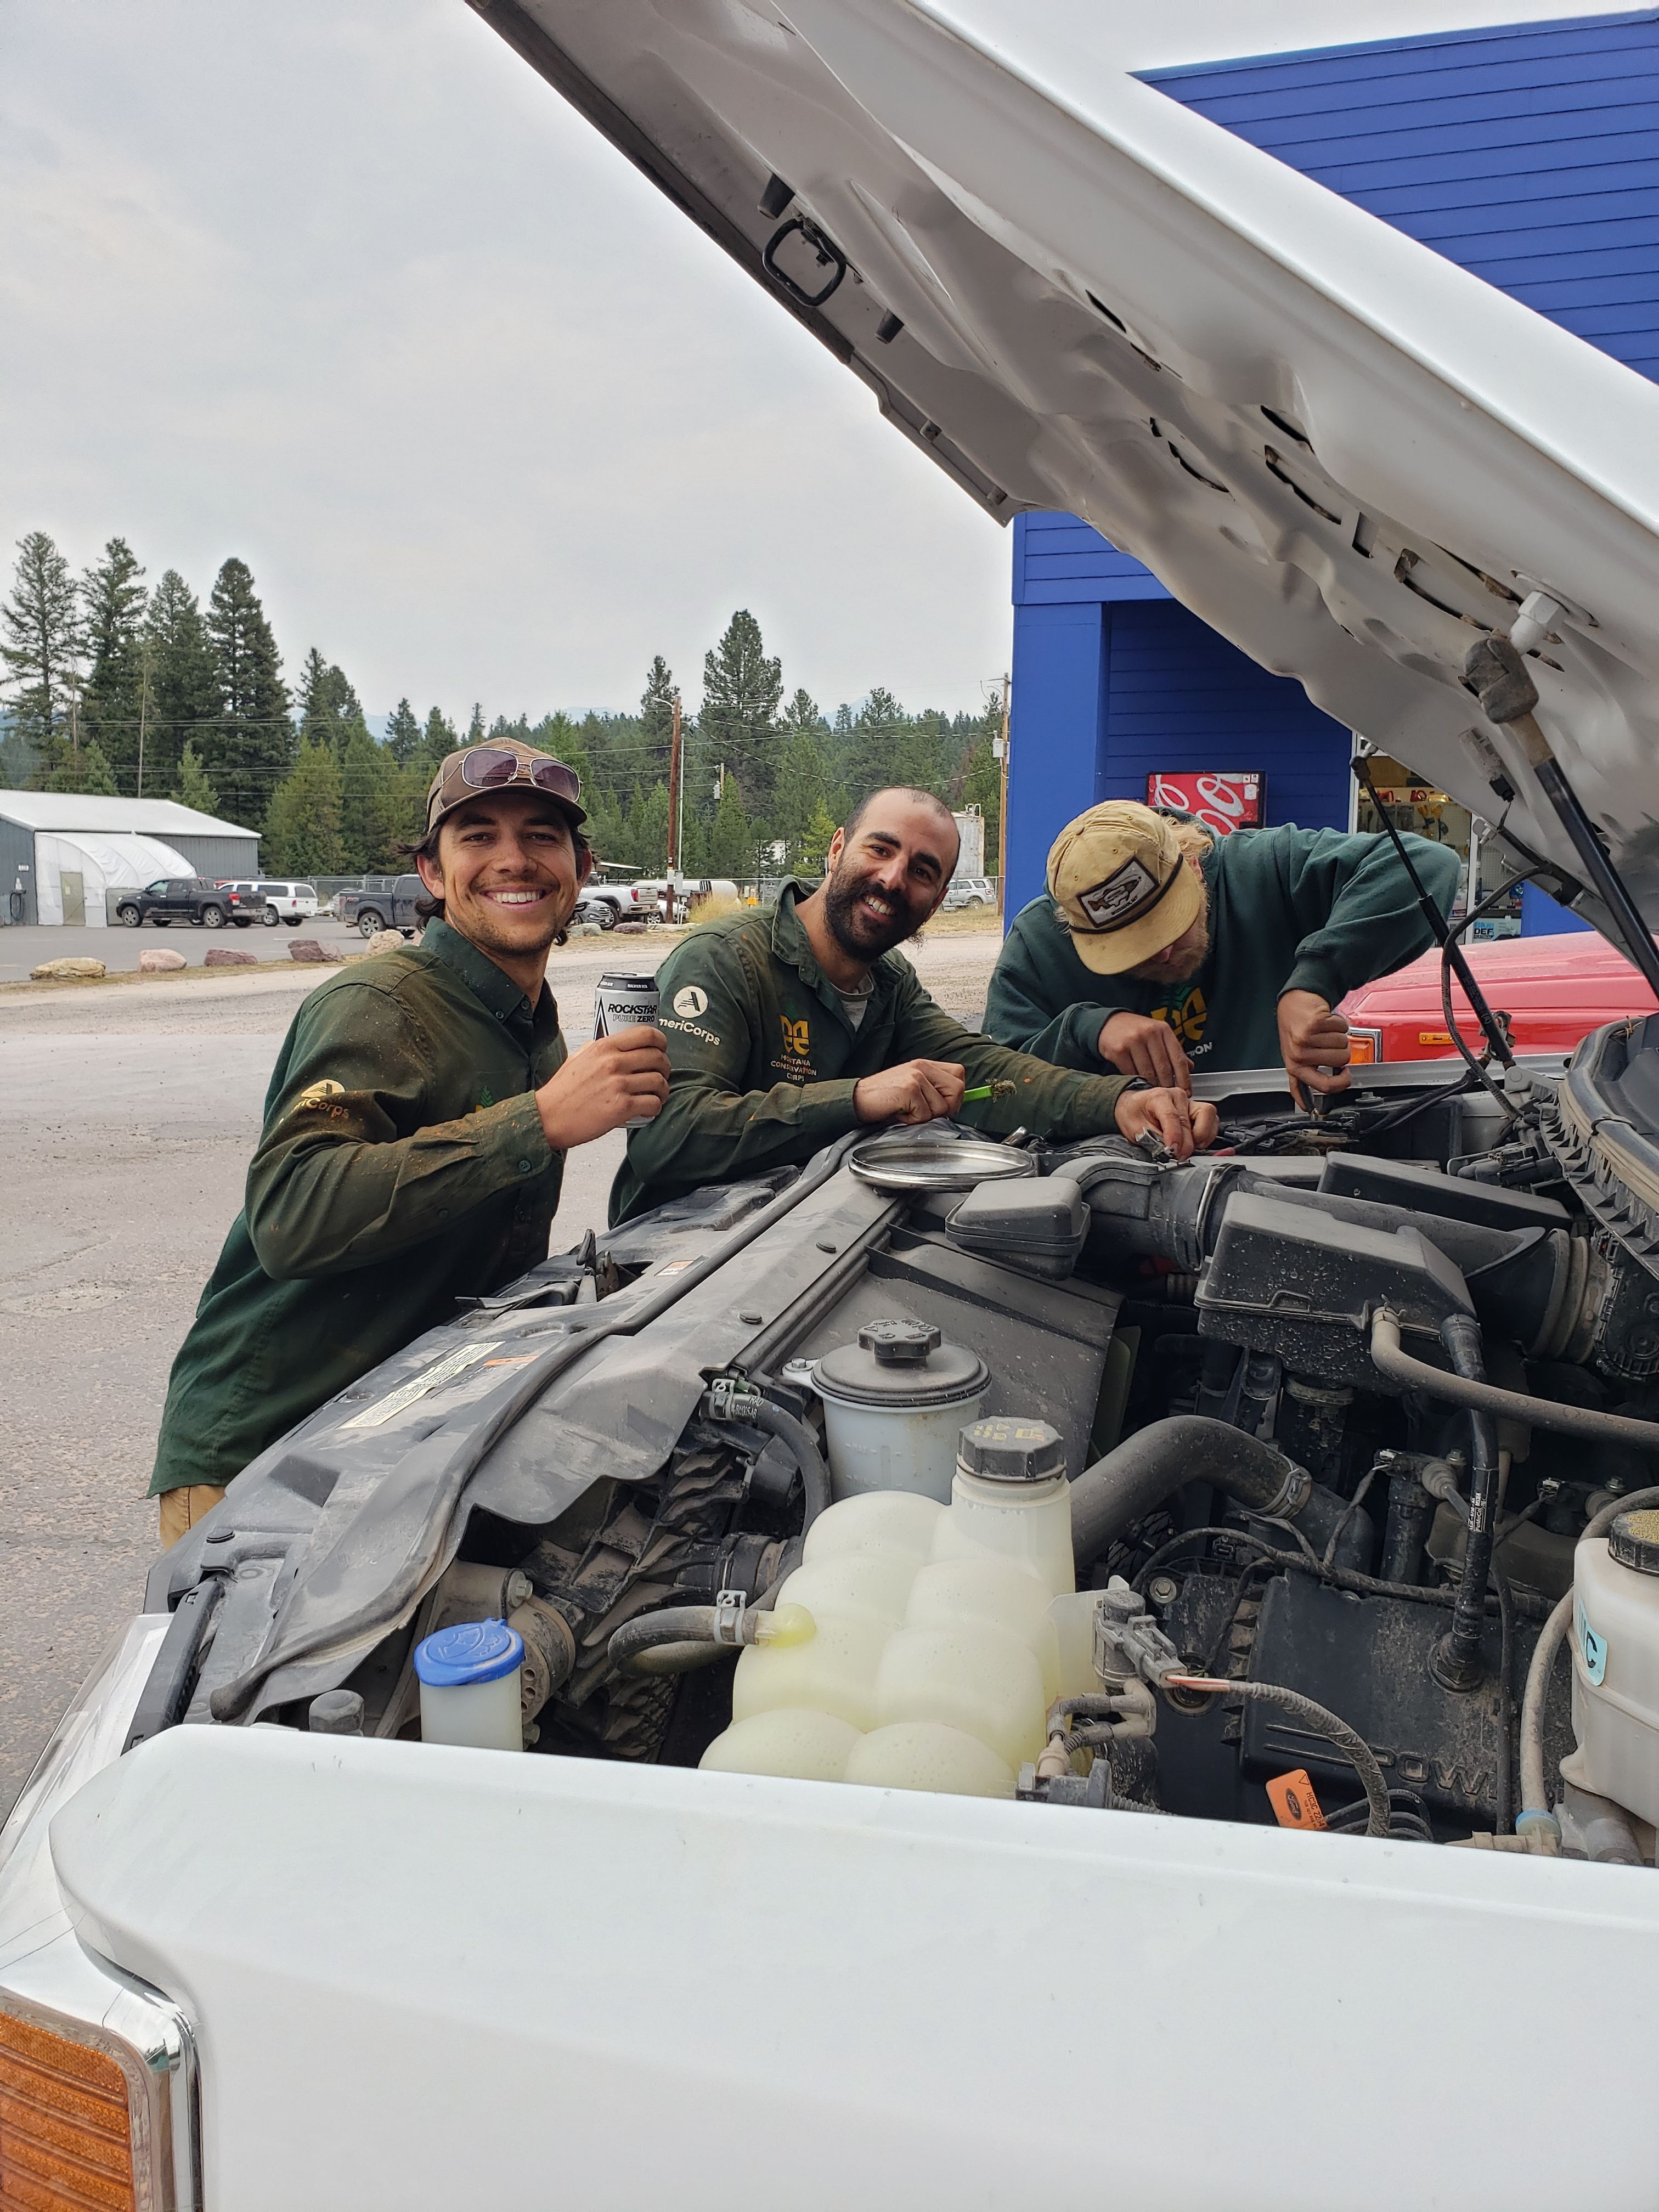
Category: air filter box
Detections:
[
  {"x1": 1195, "y1": 1190, "x2": 1472, "y2": 1387},
  {"x1": 947, "y1": 1173, "x2": 1087, "y2": 1282}
]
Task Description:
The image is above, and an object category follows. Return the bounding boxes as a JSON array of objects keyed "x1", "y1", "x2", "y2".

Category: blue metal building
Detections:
[{"x1": 1005, "y1": 9, "x2": 1659, "y2": 921}]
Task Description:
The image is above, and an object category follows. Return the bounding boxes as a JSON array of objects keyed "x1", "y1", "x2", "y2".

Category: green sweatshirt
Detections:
[
  {"x1": 985, "y1": 825, "x2": 1461, "y2": 1076},
  {"x1": 149, "y1": 918, "x2": 567, "y2": 1495},
  {"x1": 611, "y1": 883, "x2": 1135, "y2": 1223}
]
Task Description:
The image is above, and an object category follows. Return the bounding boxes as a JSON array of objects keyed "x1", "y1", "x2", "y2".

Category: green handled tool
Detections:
[{"x1": 962, "y1": 1081, "x2": 1015, "y2": 1104}]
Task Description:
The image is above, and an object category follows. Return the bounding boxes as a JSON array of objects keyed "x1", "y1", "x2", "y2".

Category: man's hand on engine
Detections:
[
  {"x1": 1098, "y1": 1010, "x2": 1192, "y2": 1092},
  {"x1": 1278, "y1": 990, "x2": 1352, "y2": 1110},
  {"x1": 853, "y1": 1059, "x2": 967, "y2": 1126},
  {"x1": 1113, "y1": 1086, "x2": 1218, "y2": 1161}
]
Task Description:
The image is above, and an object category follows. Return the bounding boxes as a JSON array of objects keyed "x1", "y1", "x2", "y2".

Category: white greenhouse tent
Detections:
[{"x1": 0, "y1": 793, "x2": 261, "y2": 927}]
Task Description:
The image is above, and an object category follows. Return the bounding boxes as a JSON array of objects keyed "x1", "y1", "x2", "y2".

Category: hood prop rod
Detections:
[
  {"x1": 1463, "y1": 616, "x2": 1659, "y2": 1005},
  {"x1": 1351, "y1": 744, "x2": 1516, "y2": 1083}
]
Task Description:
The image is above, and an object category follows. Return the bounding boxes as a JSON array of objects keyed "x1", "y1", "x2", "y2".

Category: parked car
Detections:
[
  {"x1": 942, "y1": 875, "x2": 996, "y2": 911},
  {"x1": 336, "y1": 874, "x2": 425, "y2": 937},
  {"x1": 113, "y1": 877, "x2": 266, "y2": 929},
  {"x1": 1340, "y1": 929, "x2": 1658, "y2": 1064},
  {"x1": 578, "y1": 878, "x2": 686, "y2": 926},
  {"x1": 217, "y1": 878, "x2": 319, "y2": 927}
]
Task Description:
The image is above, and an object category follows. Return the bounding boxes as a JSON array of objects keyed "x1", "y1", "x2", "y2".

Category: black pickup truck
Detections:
[
  {"x1": 114, "y1": 877, "x2": 267, "y2": 928},
  {"x1": 336, "y1": 874, "x2": 424, "y2": 937}
]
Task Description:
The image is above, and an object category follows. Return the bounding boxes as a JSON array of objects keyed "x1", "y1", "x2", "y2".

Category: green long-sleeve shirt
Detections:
[
  {"x1": 985, "y1": 825, "x2": 1462, "y2": 1077},
  {"x1": 611, "y1": 883, "x2": 1134, "y2": 1223},
  {"x1": 149, "y1": 918, "x2": 567, "y2": 1496}
]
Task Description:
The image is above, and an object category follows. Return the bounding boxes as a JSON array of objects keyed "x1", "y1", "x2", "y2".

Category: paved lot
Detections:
[
  {"x1": 0, "y1": 915, "x2": 370, "y2": 984},
  {"x1": 0, "y1": 917, "x2": 1001, "y2": 1814}
]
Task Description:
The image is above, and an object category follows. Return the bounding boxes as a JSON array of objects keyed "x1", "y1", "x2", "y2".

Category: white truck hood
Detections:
[{"x1": 473, "y1": 0, "x2": 1659, "y2": 928}]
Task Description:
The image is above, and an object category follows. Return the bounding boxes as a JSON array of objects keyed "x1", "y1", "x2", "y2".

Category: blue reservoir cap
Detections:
[{"x1": 415, "y1": 1618, "x2": 524, "y2": 1688}]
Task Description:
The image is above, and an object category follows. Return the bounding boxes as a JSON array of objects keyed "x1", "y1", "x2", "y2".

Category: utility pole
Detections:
[
  {"x1": 994, "y1": 672, "x2": 1011, "y2": 917},
  {"x1": 136, "y1": 642, "x2": 153, "y2": 798},
  {"x1": 665, "y1": 687, "x2": 684, "y2": 922}
]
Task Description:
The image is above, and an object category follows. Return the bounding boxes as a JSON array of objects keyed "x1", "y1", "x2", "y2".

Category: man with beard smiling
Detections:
[
  {"x1": 611, "y1": 785, "x2": 1214, "y2": 1223},
  {"x1": 148, "y1": 737, "x2": 669, "y2": 1545}
]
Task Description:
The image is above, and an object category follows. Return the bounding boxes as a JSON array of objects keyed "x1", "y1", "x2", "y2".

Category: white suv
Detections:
[{"x1": 220, "y1": 879, "x2": 320, "y2": 926}]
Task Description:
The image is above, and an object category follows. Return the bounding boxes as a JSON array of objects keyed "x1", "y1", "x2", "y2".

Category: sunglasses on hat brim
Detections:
[{"x1": 454, "y1": 747, "x2": 581, "y2": 805}]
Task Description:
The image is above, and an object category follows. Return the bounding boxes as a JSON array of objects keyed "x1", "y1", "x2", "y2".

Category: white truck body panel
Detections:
[{"x1": 47, "y1": 1723, "x2": 1659, "y2": 2211}]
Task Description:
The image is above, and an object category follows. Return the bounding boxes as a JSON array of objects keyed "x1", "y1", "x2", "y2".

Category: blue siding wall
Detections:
[
  {"x1": 1006, "y1": 10, "x2": 1659, "y2": 916},
  {"x1": 1143, "y1": 8, "x2": 1659, "y2": 382}
]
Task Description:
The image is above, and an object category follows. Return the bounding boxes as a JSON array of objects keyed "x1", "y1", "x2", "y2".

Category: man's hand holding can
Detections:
[{"x1": 536, "y1": 1025, "x2": 669, "y2": 1149}]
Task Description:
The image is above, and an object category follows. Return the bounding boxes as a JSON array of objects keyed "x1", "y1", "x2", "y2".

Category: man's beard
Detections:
[
  {"x1": 822, "y1": 862, "x2": 927, "y2": 961},
  {"x1": 1125, "y1": 885, "x2": 1210, "y2": 984}
]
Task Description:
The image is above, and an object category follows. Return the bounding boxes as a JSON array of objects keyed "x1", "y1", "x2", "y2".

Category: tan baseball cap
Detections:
[
  {"x1": 424, "y1": 737, "x2": 586, "y2": 839},
  {"x1": 1046, "y1": 800, "x2": 1204, "y2": 974}
]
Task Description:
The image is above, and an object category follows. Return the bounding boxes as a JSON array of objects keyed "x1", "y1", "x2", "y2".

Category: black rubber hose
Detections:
[
  {"x1": 1070, "y1": 1417, "x2": 1306, "y2": 1571},
  {"x1": 1433, "y1": 1315, "x2": 1504, "y2": 1691},
  {"x1": 748, "y1": 1397, "x2": 832, "y2": 1530},
  {"x1": 608, "y1": 1605, "x2": 735, "y2": 1678}
]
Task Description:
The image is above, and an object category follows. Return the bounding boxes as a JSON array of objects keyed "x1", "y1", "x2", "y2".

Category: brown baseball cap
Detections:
[
  {"x1": 1047, "y1": 800, "x2": 1204, "y2": 974},
  {"x1": 424, "y1": 737, "x2": 586, "y2": 838}
]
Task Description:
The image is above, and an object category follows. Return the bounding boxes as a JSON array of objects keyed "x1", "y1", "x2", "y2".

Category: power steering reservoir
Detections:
[{"x1": 810, "y1": 1319, "x2": 988, "y2": 1502}]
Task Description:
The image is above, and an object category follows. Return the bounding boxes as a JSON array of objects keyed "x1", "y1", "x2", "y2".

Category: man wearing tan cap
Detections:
[
  {"x1": 147, "y1": 735, "x2": 670, "y2": 1545},
  {"x1": 986, "y1": 800, "x2": 1458, "y2": 1103}
]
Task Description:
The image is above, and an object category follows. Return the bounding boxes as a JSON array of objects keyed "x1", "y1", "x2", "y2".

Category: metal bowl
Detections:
[{"x1": 847, "y1": 1133, "x2": 1040, "y2": 1193}]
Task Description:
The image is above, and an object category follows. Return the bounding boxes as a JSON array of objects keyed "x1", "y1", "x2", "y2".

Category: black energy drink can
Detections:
[{"x1": 592, "y1": 972, "x2": 660, "y2": 1128}]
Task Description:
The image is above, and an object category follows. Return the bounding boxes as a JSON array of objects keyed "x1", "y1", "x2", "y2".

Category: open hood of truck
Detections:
[{"x1": 472, "y1": 0, "x2": 1659, "y2": 930}]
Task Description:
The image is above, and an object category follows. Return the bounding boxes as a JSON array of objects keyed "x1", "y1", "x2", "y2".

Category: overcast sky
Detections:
[{"x1": 0, "y1": 1, "x2": 1572, "y2": 724}]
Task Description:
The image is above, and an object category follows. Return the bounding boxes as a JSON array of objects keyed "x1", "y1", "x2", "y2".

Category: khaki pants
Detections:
[{"x1": 158, "y1": 1484, "x2": 228, "y2": 1549}]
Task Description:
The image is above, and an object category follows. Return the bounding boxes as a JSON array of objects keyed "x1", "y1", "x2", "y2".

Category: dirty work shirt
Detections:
[
  {"x1": 149, "y1": 918, "x2": 567, "y2": 1496},
  {"x1": 611, "y1": 882, "x2": 1134, "y2": 1222},
  {"x1": 985, "y1": 826, "x2": 1462, "y2": 1077}
]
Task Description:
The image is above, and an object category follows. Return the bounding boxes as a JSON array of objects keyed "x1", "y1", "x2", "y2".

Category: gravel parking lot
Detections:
[{"x1": 0, "y1": 916, "x2": 1001, "y2": 1813}]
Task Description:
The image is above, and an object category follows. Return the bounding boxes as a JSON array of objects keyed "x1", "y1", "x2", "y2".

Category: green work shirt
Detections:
[
  {"x1": 149, "y1": 917, "x2": 566, "y2": 1496},
  {"x1": 611, "y1": 883, "x2": 1133, "y2": 1223},
  {"x1": 985, "y1": 825, "x2": 1462, "y2": 1077}
]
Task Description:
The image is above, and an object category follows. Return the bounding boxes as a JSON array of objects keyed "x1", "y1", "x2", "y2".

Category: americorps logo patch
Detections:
[
  {"x1": 673, "y1": 985, "x2": 708, "y2": 1019},
  {"x1": 1076, "y1": 855, "x2": 1159, "y2": 929}
]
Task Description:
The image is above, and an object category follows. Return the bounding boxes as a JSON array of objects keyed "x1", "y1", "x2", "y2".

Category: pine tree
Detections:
[
  {"x1": 800, "y1": 800, "x2": 837, "y2": 873},
  {"x1": 707, "y1": 775, "x2": 755, "y2": 879},
  {"x1": 172, "y1": 741, "x2": 221, "y2": 816},
  {"x1": 1, "y1": 532, "x2": 82, "y2": 762},
  {"x1": 628, "y1": 780, "x2": 672, "y2": 874},
  {"x1": 203, "y1": 557, "x2": 290, "y2": 821},
  {"x1": 79, "y1": 538, "x2": 148, "y2": 778},
  {"x1": 584, "y1": 787, "x2": 630, "y2": 872},
  {"x1": 77, "y1": 740, "x2": 120, "y2": 798},
  {"x1": 701, "y1": 610, "x2": 782, "y2": 813},
  {"x1": 296, "y1": 649, "x2": 363, "y2": 753},
  {"x1": 773, "y1": 725, "x2": 828, "y2": 865},
  {"x1": 264, "y1": 737, "x2": 344, "y2": 875},
  {"x1": 465, "y1": 703, "x2": 485, "y2": 746},
  {"x1": 338, "y1": 723, "x2": 403, "y2": 872},
  {"x1": 385, "y1": 698, "x2": 422, "y2": 764},
  {"x1": 640, "y1": 655, "x2": 676, "y2": 785},
  {"x1": 144, "y1": 572, "x2": 218, "y2": 797},
  {"x1": 420, "y1": 706, "x2": 458, "y2": 772}
]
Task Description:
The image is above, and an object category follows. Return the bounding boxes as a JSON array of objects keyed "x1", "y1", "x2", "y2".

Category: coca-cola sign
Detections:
[{"x1": 1145, "y1": 771, "x2": 1263, "y2": 837}]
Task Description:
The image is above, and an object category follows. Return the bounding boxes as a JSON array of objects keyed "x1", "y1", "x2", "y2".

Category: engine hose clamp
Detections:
[
  {"x1": 712, "y1": 1589, "x2": 749, "y2": 1646},
  {"x1": 1262, "y1": 1462, "x2": 1312, "y2": 1522}
]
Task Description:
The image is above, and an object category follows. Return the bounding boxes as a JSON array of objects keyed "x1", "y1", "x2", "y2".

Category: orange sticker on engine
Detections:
[{"x1": 1267, "y1": 1769, "x2": 1328, "y2": 1830}]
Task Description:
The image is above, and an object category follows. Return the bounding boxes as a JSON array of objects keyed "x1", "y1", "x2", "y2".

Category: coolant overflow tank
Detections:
[
  {"x1": 1562, "y1": 1509, "x2": 1659, "y2": 1829},
  {"x1": 811, "y1": 1319, "x2": 989, "y2": 1502}
]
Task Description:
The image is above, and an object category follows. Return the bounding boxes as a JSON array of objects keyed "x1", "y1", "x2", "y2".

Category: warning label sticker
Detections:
[{"x1": 340, "y1": 1340, "x2": 504, "y2": 1430}]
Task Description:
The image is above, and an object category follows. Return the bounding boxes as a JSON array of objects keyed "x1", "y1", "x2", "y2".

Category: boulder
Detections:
[
  {"x1": 613, "y1": 921, "x2": 650, "y2": 935},
  {"x1": 362, "y1": 929, "x2": 407, "y2": 956},
  {"x1": 289, "y1": 938, "x2": 342, "y2": 965},
  {"x1": 29, "y1": 956, "x2": 105, "y2": 981},
  {"x1": 567, "y1": 922, "x2": 602, "y2": 939},
  {"x1": 139, "y1": 947, "x2": 188, "y2": 973},
  {"x1": 204, "y1": 947, "x2": 257, "y2": 968}
]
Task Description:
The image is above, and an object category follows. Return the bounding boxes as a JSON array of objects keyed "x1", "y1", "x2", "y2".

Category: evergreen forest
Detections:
[{"x1": 0, "y1": 532, "x2": 1003, "y2": 881}]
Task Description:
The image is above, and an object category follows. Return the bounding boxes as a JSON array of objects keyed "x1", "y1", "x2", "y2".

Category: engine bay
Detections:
[{"x1": 143, "y1": 1018, "x2": 1659, "y2": 1865}]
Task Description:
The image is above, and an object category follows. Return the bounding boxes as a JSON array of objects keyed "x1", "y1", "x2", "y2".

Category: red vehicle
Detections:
[{"x1": 1339, "y1": 930, "x2": 1658, "y2": 1064}]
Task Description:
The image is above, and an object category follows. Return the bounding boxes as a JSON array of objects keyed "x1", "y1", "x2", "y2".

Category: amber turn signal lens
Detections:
[
  {"x1": 1346, "y1": 1028, "x2": 1381, "y2": 1065},
  {"x1": 0, "y1": 2005, "x2": 137, "y2": 2211}
]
